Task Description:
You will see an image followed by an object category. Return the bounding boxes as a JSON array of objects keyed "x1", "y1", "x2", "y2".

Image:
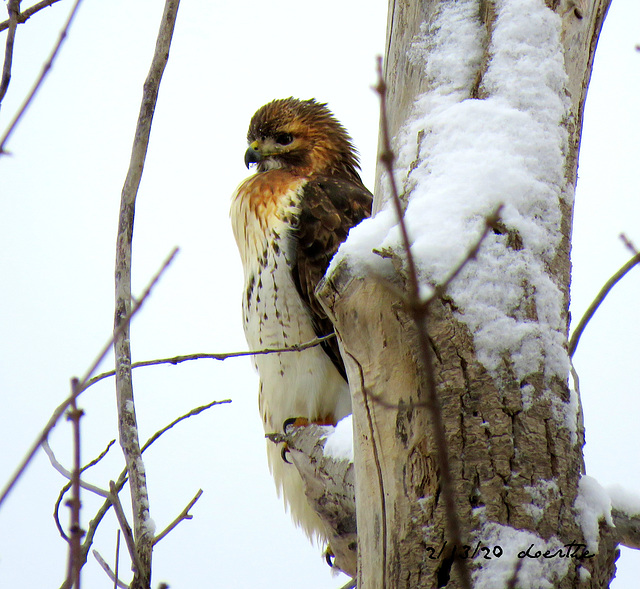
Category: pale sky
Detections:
[{"x1": 0, "y1": 1, "x2": 638, "y2": 588}]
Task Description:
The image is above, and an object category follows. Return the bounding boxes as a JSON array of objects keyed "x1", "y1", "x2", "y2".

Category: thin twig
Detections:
[
  {"x1": 568, "y1": 250, "x2": 640, "y2": 357},
  {"x1": 0, "y1": 0, "x2": 20, "y2": 105},
  {"x1": 0, "y1": 0, "x2": 62, "y2": 32},
  {"x1": 57, "y1": 398, "x2": 227, "y2": 589},
  {"x1": 0, "y1": 0, "x2": 83, "y2": 155},
  {"x1": 53, "y1": 439, "x2": 116, "y2": 542},
  {"x1": 108, "y1": 481, "x2": 138, "y2": 571},
  {"x1": 375, "y1": 56, "x2": 471, "y2": 589},
  {"x1": 113, "y1": 4, "x2": 180, "y2": 586},
  {"x1": 114, "y1": 530, "x2": 121, "y2": 589},
  {"x1": 43, "y1": 440, "x2": 109, "y2": 497},
  {"x1": 141, "y1": 399, "x2": 231, "y2": 453},
  {"x1": 505, "y1": 556, "x2": 524, "y2": 589},
  {"x1": 153, "y1": 489, "x2": 203, "y2": 545},
  {"x1": 65, "y1": 387, "x2": 83, "y2": 589},
  {"x1": 85, "y1": 333, "x2": 336, "y2": 390},
  {"x1": 0, "y1": 247, "x2": 179, "y2": 510},
  {"x1": 620, "y1": 233, "x2": 639, "y2": 256},
  {"x1": 421, "y1": 205, "x2": 503, "y2": 307},
  {"x1": 93, "y1": 549, "x2": 129, "y2": 589}
]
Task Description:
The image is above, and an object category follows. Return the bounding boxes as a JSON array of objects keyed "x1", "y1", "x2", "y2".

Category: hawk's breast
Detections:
[{"x1": 230, "y1": 172, "x2": 351, "y2": 433}]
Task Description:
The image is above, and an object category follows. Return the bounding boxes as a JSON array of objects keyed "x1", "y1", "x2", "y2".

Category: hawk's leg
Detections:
[{"x1": 278, "y1": 415, "x2": 338, "y2": 463}]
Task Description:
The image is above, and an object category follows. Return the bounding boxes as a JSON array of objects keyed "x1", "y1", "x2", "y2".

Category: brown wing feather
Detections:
[{"x1": 291, "y1": 176, "x2": 373, "y2": 380}]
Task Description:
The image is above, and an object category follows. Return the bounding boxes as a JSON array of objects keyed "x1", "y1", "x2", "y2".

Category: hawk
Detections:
[{"x1": 230, "y1": 98, "x2": 372, "y2": 543}]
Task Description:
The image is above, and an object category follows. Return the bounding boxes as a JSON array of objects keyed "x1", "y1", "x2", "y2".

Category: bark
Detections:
[
  {"x1": 314, "y1": 0, "x2": 619, "y2": 587},
  {"x1": 272, "y1": 424, "x2": 358, "y2": 577}
]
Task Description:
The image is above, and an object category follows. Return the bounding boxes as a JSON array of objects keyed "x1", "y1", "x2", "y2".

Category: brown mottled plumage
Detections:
[{"x1": 230, "y1": 98, "x2": 372, "y2": 557}]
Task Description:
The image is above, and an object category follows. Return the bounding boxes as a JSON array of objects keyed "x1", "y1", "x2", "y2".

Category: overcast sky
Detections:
[{"x1": 0, "y1": 0, "x2": 638, "y2": 588}]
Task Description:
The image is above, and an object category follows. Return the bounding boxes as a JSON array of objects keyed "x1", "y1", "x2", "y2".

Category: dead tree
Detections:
[{"x1": 297, "y1": 0, "x2": 629, "y2": 587}]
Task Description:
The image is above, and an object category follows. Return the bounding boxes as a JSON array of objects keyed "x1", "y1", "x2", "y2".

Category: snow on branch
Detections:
[{"x1": 608, "y1": 484, "x2": 640, "y2": 550}]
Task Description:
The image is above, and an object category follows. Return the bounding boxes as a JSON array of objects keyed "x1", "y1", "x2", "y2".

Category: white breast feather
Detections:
[{"x1": 230, "y1": 181, "x2": 351, "y2": 539}]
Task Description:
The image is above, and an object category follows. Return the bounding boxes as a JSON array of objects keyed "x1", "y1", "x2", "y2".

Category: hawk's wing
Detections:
[{"x1": 291, "y1": 175, "x2": 373, "y2": 380}]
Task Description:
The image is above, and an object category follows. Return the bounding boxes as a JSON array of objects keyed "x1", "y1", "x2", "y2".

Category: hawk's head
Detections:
[{"x1": 244, "y1": 98, "x2": 362, "y2": 184}]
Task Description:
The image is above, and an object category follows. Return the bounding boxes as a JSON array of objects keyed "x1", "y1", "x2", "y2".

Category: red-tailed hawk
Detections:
[{"x1": 230, "y1": 98, "x2": 372, "y2": 545}]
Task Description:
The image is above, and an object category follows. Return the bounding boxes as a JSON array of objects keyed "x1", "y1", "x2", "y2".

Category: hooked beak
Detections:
[{"x1": 244, "y1": 141, "x2": 262, "y2": 168}]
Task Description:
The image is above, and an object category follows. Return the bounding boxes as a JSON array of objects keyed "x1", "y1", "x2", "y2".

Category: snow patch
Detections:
[
  {"x1": 607, "y1": 483, "x2": 640, "y2": 516},
  {"x1": 473, "y1": 521, "x2": 570, "y2": 589},
  {"x1": 574, "y1": 475, "x2": 613, "y2": 552},
  {"x1": 323, "y1": 415, "x2": 354, "y2": 462},
  {"x1": 328, "y1": 207, "x2": 396, "y2": 280},
  {"x1": 333, "y1": 0, "x2": 573, "y2": 419},
  {"x1": 565, "y1": 369, "x2": 581, "y2": 446},
  {"x1": 523, "y1": 479, "x2": 559, "y2": 524},
  {"x1": 141, "y1": 512, "x2": 156, "y2": 536},
  {"x1": 577, "y1": 565, "x2": 592, "y2": 582}
]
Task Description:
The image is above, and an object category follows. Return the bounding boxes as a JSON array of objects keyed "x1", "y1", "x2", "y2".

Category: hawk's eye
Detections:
[{"x1": 274, "y1": 133, "x2": 293, "y2": 146}]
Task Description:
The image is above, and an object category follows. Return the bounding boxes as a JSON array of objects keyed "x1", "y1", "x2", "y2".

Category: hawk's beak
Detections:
[{"x1": 244, "y1": 141, "x2": 262, "y2": 168}]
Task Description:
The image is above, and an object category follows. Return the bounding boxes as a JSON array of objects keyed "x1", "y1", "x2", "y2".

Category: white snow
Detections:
[
  {"x1": 523, "y1": 479, "x2": 559, "y2": 524},
  {"x1": 574, "y1": 475, "x2": 614, "y2": 552},
  {"x1": 142, "y1": 512, "x2": 156, "y2": 536},
  {"x1": 322, "y1": 415, "x2": 354, "y2": 462},
  {"x1": 331, "y1": 0, "x2": 574, "y2": 430},
  {"x1": 472, "y1": 519, "x2": 570, "y2": 589},
  {"x1": 577, "y1": 565, "x2": 592, "y2": 582},
  {"x1": 565, "y1": 368, "x2": 581, "y2": 446},
  {"x1": 607, "y1": 483, "x2": 640, "y2": 516}
]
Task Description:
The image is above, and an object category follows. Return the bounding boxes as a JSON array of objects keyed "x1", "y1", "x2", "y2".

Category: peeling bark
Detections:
[{"x1": 269, "y1": 424, "x2": 358, "y2": 577}]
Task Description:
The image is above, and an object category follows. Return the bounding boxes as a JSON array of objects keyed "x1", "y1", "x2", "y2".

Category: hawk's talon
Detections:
[
  {"x1": 325, "y1": 546, "x2": 335, "y2": 568},
  {"x1": 281, "y1": 445, "x2": 292, "y2": 464}
]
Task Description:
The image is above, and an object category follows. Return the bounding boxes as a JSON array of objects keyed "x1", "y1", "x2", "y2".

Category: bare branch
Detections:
[
  {"x1": 57, "y1": 398, "x2": 226, "y2": 589},
  {"x1": 53, "y1": 439, "x2": 116, "y2": 543},
  {"x1": 0, "y1": 0, "x2": 63, "y2": 32},
  {"x1": 568, "y1": 250, "x2": 640, "y2": 357},
  {"x1": 43, "y1": 439, "x2": 109, "y2": 498},
  {"x1": 112, "y1": 3, "x2": 180, "y2": 586},
  {"x1": 93, "y1": 549, "x2": 129, "y2": 589},
  {"x1": 108, "y1": 481, "x2": 139, "y2": 572},
  {"x1": 114, "y1": 530, "x2": 121, "y2": 589},
  {"x1": 85, "y1": 333, "x2": 336, "y2": 390},
  {"x1": 65, "y1": 389, "x2": 83, "y2": 589},
  {"x1": 268, "y1": 423, "x2": 357, "y2": 576},
  {"x1": 620, "y1": 232, "x2": 639, "y2": 256},
  {"x1": 612, "y1": 507, "x2": 640, "y2": 550},
  {"x1": 0, "y1": 0, "x2": 20, "y2": 105},
  {"x1": 0, "y1": 0, "x2": 83, "y2": 155},
  {"x1": 0, "y1": 247, "x2": 178, "y2": 510},
  {"x1": 153, "y1": 489, "x2": 203, "y2": 545},
  {"x1": 141, "y1": 399, "x2": 230, "y2": 453},
  {"x1": 375, "y1": 56, "x2": 471, "y2": 589}
]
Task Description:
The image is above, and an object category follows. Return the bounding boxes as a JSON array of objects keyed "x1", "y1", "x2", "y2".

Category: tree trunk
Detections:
[{"x1": 317, "y1": 0, "x2": 619, "y2": 587}]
